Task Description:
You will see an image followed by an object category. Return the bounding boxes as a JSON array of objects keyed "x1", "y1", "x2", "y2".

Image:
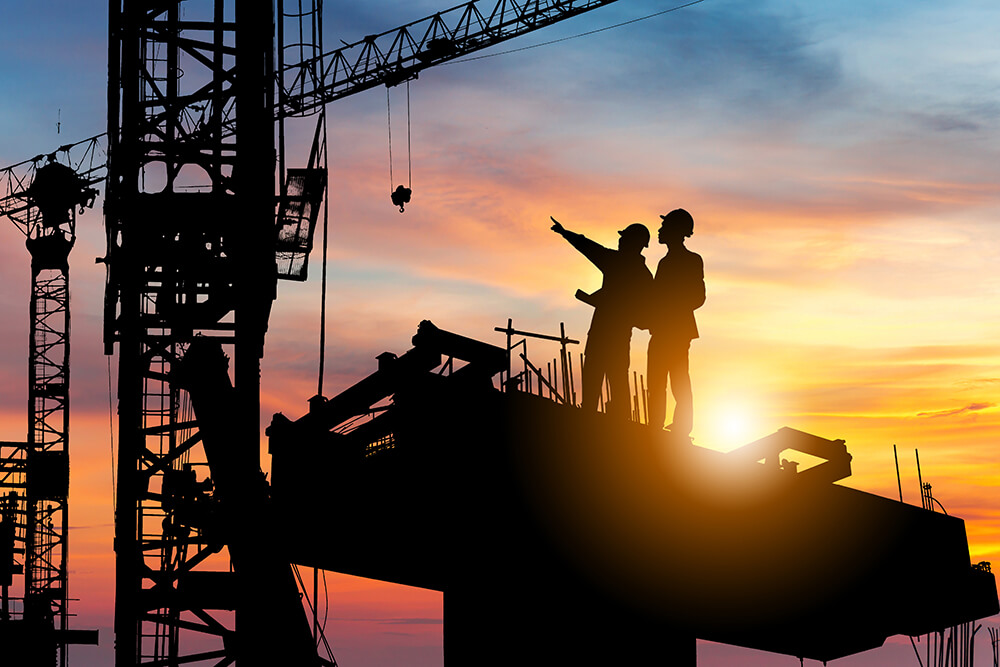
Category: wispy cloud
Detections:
[{"x1": 917, "y1": 402, "x2": 994, "y2": 419}]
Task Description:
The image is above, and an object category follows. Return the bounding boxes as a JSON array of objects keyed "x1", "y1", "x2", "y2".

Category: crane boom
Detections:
[
  {"x1": 2, "y1": 0, "x2": 622, "y2": 206},
  {"x1": 129, "y1": 0, "x2": 623, "y2": 144},
  {"x1": 279, "y1": 0, "x2": 620, "y2": 116}
]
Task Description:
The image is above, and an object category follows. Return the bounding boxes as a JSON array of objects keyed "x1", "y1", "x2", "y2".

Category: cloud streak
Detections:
[{"x1": 917, "y1": 402, "x2": 994, "y2": 419}]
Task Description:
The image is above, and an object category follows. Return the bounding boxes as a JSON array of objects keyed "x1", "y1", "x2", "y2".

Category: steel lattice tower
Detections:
[
  {"x1": 106, "y1": 1, "x2": 295, "y2": 664},
  {"x1": 103, "y1": 1, "x2": 626, "y2": 664},
  {"x1": 0, "y1": 154, "x2": 101, "y2": 666},
  {"x1": 25, "y1": 241, "x2": 72, "y2": 666}
]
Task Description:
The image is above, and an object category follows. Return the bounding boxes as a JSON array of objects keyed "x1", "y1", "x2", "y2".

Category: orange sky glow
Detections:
[{"x1": 2, "y1": 1, "x2": 1000, "y2": 665}]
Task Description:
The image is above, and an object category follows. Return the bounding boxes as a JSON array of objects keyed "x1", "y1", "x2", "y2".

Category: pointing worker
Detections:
[{"x1": 551, "y1": 216, "x2": 652, "y2": 419}]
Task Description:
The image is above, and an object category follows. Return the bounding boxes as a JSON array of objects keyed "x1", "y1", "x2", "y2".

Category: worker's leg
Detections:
[
  {"x1": 581, "y1": 340, "x2": 605, "y2": 412},
  {"x1": 605, "y1": 342, "x2": 631, "y2": 421},
  {"x1": 666, "y1": 341, "x2": 693, "y2": 435},
  {"x1": 646, "y1": 335, "x2": 668, "y2": 429}
]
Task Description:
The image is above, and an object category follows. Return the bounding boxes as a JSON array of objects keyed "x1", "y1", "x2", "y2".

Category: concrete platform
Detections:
[{"x1": 268, "y1": 325, "x2": 998, "y2": 665}]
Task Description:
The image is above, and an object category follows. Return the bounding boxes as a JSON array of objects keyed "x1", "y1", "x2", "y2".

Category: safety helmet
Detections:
[
  {"x1": 618, "y1": 223, "x2": 650, "y2": 248},
  {"x1": 659, "y1": 208, "x2": 695, "y2": 238}
]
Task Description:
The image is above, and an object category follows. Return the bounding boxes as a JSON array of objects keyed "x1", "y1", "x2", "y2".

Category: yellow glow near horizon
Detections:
[{"x1": 698, "y1": 401, "x2": 765, "y2": 452}]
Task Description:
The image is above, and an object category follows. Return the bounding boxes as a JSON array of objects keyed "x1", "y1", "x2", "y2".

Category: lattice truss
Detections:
[
  {"x1": 278, "y1": 0, "x2": 619, "y2": 115},
  {"x1": 103, "y1": 1, "x2": 623, "y2": 665},
  {"x1": 0, "y1": 128, "x2": 103, "y2": 667},
  {"x1": 109, "y1": 2, "x2": 242, "y2": 662},
  {"x1": 0, "y1": 136, "x2": 105, "y2": 234},
  {"x1": 26, "y1": 270, "x2": 70, "y2": 612}
]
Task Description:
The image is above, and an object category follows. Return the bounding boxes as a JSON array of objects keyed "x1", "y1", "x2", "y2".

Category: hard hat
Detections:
[
  {"x1": 618, "y1": 223, "x2": 650, "y2": 248},
  {"x1": 659, "y1": 208, "x2": 695, "y2": 237}
]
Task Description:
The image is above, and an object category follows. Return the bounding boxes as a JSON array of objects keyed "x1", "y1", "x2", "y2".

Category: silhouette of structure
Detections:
[
  {"x1": 101, "y1": 1, "x2": 625, "y2": 665},
  {"x1": 268, "y1": 320, "x2": 998, "y2": 666},
  {"x1": 0, "y1": 145, "x2": 103, "y2": 665},
  {"x1": 3, "y1": 1, "x2": 999, "y2": 665},
  {"x1": 551, "y1": 217, "x2": 652, "y2": 419},
  {"x1": 907, "y1": 468, "x2": 990, "y2": 667},
  {"x1": 646, "y1": 208, "x2": 705, "y2": 436}
]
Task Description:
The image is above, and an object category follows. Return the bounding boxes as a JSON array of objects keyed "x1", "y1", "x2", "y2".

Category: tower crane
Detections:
[
  {"x1": 5, "y1": 1, "x2": 626, "y2": 665},
  {"x1": 0, "y1": 138, "x2": 105, "y2": 666}
]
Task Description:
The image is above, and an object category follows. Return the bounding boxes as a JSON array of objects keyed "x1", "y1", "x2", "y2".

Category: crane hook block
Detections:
[{"x1": 391, "y1": 185, "x2": 412, "y2": 213}]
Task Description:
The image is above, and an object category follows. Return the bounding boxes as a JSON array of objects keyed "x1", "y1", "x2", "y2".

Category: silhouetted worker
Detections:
[
  {"x1": 551, "y1": 216, "x2": 652, "y2": 419},
  {"x1": 646, "y1": 208, "x2": 705, "y2": 437}
]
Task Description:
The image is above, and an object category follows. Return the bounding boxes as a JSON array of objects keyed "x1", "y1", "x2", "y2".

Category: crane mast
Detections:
[
  {"x1": 0, "y1": 148, "x2": 101, "y2": 665},
  {"x1": 107, "y1": 1, "x2": 287, "y2": 664}
]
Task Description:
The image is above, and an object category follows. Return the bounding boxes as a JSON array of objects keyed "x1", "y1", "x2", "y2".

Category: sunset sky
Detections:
[{"x1": 2, "y1": 0, "x2": 1000, "y2": 665}]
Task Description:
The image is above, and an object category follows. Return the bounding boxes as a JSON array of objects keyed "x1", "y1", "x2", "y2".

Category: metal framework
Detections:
[
  {"x1": 1, "y1": 2, "x2": 624, "y2": 662},
  {"x1": 0, "y1": 262, "x2": 73, "y2": 667},
  {"x1": 25, "y1": 265, "x2": 71, "y2": 647},
  {"x1": 106, "y1": 0, "x2": 287, "y2": 664},
  {"x1": 0, "y1": 136, "x2": 106, "y2": 227},
  {"x1": 0, "y1": 0, "x2": 634, "y2": 664},
  {"x1": 104, "y1": 1, "x2": 623, "y2": 665},
  {"x1": 0, "y1": 140, "x2": 102, "y2": 665},
  {"x1": 277, "y1": 0, "x2": 620, "y2": 116}
]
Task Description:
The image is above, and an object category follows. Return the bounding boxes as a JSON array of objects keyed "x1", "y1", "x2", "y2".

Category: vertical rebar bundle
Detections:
[
  {"x1": 494, "y1": 319, "x2": 652, "y2": 424},
  {"x1": 908, "y1": 456, "x2": 984, "y2": 667}
]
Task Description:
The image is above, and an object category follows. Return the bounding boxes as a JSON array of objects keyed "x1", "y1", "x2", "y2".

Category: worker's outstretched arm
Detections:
[{"x1": 550, "y1": 216, "x2": 611, "y2": 269}]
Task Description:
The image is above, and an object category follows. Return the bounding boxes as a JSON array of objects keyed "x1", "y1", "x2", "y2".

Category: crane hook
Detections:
[
  {"x1": 391, "y1": 185, "x2": 411, "y2": 213},
  {"x1": 387, "y1": 82, "x2": 413, "y2": 213}
]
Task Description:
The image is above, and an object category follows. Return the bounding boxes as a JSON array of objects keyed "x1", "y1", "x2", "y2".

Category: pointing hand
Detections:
[{"x1": 550, "y1": 216, "x2": 565, "y2": 234}]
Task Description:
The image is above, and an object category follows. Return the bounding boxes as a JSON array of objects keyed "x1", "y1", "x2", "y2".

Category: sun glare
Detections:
[{"x1": 700, "y1": 403, "x2": 761, "y2": 452}]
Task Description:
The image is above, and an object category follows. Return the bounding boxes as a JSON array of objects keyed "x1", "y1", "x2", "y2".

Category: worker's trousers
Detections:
[
  {"x1": 581, "y1": 333, "x2": 630, "y2": 421},
  {"x1": 646, "y1": 336, "x2": 692, "y2": 435}
]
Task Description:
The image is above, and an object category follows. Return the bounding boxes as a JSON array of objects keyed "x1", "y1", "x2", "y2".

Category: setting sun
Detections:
[{"x1": 699, "y1": 402, "x2": 763, "y2": 452}]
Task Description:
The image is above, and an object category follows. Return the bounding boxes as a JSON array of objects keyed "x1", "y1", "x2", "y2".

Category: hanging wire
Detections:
[
  {"x1": 386, "y1": 84, "x2": 412, "y2": 211},
  {"x1": 318, "y1": 106, "x2": 330, "y2": 397},
  {"x1": 322, "y1": 568, "x2": 330, "y2": 639},
  {"x1": 386, "y1": 87, "x2": 394, "y2": 193},
  {"x1": 385, "y1": 83, "x2": 412, "y2": 189},
  {"x1": 313, "y1": 566, "x2": 319, "y2": 650},
  {"x1": 406, "y1": 79, "x2": 412, "y2": 190},
  {"x1": 313, "y1": 568, "x2": 331, "y2": 648},
  {"x1": 292, "y1": 563, "x2": 338, "y2": 663},
  {"x1": 107, "y1": 356, "x2": 117, "y2": 513}
]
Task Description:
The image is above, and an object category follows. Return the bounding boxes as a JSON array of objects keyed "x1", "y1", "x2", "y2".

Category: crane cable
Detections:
[
  {"x1": 386, "y1": 81, "x2": 413, "y2": 212},
  {"x1": 107, "y1": 356, "x2": 116, "y2": 514},
  {"x1": 313, "y1": 8, "x2": 335, "y2": 656},
  {"x1": 318, "y1": 105, "x2": 330, "y2": 397},
  {"x1": 291, "y1": 563, "x2": 338, "y2": 663},
  {"x1": 447, "y1": 0, "x2": 709, "y2": 64}
]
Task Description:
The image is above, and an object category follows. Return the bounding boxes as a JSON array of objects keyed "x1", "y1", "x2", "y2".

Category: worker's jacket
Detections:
[
  {"x1": 648, "y1": 247, "x2": 705, "y2": 342},
  {"x1": 562, "y1": 230, "x2": 653, "y2": 342}
]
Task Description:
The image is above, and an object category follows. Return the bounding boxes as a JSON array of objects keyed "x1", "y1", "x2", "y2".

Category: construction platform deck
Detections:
[{"x1": 268, "y1": 322, "x2": 998, "y2": 665}]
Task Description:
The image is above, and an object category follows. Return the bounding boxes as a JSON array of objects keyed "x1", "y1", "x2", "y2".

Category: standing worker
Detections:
[
  {"x1": 550, "y1": 216, "x2": 652, "y2": 419},
  {"x1": 646, "y1": 208, "x2": 705, "y2": 438}
]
